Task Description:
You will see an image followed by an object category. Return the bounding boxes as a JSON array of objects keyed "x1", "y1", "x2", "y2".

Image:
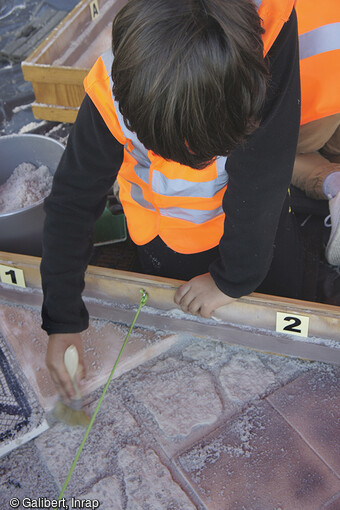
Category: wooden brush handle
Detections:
[
  {"x1": 64, "y1": 345, "x2": 81, "y2": 400},
  {"x1": 64, "y1": 345, "x2": 79, "y2": 382}
]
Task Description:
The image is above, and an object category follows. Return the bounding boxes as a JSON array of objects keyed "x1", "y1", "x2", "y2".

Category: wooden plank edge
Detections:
[
  {"x1": 0, "y1": 252, "x2": 339, "y2": 345},
  {"x1": 21, "y1": 62, "x2": 89, "y2": 84},
  {"x1": 31, "y1": 103, "x2": 79, "y2": 123},
  {"x1": 84, "y1": 301, "x2": 340, "y2": 366}
]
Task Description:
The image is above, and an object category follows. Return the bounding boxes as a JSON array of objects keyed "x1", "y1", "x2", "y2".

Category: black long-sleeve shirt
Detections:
[{"x1": 41, "y1": 9, "x2": 300, "y2": 335}]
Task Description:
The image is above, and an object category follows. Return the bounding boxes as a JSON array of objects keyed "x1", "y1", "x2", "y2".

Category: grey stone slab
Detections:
[
  {"x1": 34, "y1": 388, "x2": 142, "y2": 496},
  {"x1": 35, "y1": 384, "x2": 198, "y2": 509},
  {"x1": 0, "y1": 440, "x2": 58, "y2": 507},
  {"x1": 0, "y1": 2, "x2": 42, "y2": 51},
  {"x1": 121, "y1": 354, "x2": 224, "y2": 439}
]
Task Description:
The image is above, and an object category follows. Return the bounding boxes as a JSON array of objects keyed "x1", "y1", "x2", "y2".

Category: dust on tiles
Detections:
[
  {"x1": 123, "y1": 356, "x2": 223, "y2": 437},
  {"x1": 0, "y1": 303, "x2": 178, "y2": 409},
  {"x1": 117, "y1": 446, "x2": 196, "y2": 509},
  {"x1": 268, "y1": 367, "x2": 340, "y2": 477},
  {"x1": 177, "y1": 404, "x2": 266, "y2": 479},
  {"x1": 2, "y1": 396, "x2": 195, "y2": 509},
  {"x1": 0, "y1": 441, "x2": 58, "y2": 507},
  {"x1": 182, "y1": 337, "x2": 308, "y2": 403},
  {"x1": 76, "y1": 477, "x2": 123, "y2": 510},
  {"x1": 0, "y1": 303, "x2": 55, "y2": 407},
  {"x1": 34, "y1": 389, "x2": 141, "y2": 495},
  {"x1": 176, "y1": 401, "x2": 340, "y2": 510},
  {"x1": 2, "y1": 309, "x2": 339, "y2": 509}
]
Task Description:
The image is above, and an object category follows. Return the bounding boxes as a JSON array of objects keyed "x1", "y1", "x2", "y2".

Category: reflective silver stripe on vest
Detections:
[
  {"x1": 130, "y1": 182, "x2": 223, "y2": 223},
  {"x1": 152, "y1": 157, "x2": 228, "y2": 198},
  {"x1": 130, "y1": 182, "x2": 156, "y2": 211},
  {"x1": 253, "y1": 0, "x2": 262, "y2": 8},
  {"x1": 159, "y1": 205, "x2": 224, "y2": 224},
  {"x1": 299, "y1": 23, "x2": 340, "y2": 60},
  {"x1": 101, "y1": 50, "x2": 150, "y2": 168},
  {"x1": 101, "y1": 49, "x2": 113, "y2": 75},
  {"x1": 134, "y1": 164, "x2": 149, "y2": 185}
]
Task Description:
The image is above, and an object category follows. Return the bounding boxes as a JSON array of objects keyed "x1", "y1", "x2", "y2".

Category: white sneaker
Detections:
[{"x1": 325, "y1": 190, "x2": 340, "y2": 265}]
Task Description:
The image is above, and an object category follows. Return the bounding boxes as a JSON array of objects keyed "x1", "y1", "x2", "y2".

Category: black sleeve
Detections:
[
  {"x1": 209, "y1": 8, "x2": 300, "y2": 298},
  {"x1": 40, "y1": 95, "x2": 124, "y2": 334}
]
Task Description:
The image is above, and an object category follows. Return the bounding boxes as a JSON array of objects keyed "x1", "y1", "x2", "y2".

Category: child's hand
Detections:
[
  {"x1": 46, "y1": 333, "x2": 86, "y2": 401},
  {"x1": 174, "y1": 273, "x2": 235, "y2": 318}
]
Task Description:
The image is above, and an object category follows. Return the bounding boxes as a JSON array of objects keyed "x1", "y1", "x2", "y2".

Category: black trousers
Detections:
[{"x1": 135, "y1": 196, "x2": 304, "y2": 300}]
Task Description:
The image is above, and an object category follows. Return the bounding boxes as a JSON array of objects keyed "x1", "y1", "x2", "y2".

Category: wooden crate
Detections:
[{"x1": 21, "y1": 0, "x2": 126, "y2": 123}]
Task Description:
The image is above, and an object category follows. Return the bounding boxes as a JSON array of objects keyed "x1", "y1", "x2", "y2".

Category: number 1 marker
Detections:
[{"x1": 0, "y1": 264, "x2": 26, "y2": 288}]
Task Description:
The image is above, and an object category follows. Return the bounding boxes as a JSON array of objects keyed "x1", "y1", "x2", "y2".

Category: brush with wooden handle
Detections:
[
  {"x1": 64, "y1": 344, "x2": 82, "y2": 406},
  {"x1": 52, "y1": 345, "x2": 91, "y2": 427}
]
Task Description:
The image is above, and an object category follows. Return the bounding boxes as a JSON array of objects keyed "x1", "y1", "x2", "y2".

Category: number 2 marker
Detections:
[{"x1": 276, "y1": 312, "x2": 309, "y2": 338}]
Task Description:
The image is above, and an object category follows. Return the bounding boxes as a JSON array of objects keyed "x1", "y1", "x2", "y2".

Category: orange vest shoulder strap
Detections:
[
  {"x1": 83, "y1": 55, "x2": 127, "y2": 146},
  {"x1": 258, "y1": 0, "x2": 295, "y2": 55}
]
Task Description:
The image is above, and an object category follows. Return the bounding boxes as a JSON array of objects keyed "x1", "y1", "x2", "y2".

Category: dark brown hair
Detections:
[{"x1": 112, "y1": 0, "x2": 268, "y2": 169}]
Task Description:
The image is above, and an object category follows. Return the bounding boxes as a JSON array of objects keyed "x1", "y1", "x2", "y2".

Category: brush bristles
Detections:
[{"x1": 53, "y1": 401, "x2": 91, "y2": 427}]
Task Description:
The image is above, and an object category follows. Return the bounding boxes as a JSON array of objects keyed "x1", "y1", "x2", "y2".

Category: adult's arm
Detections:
[{"x1": 209, "y1": 8, "x2": 301, "y2": 297}]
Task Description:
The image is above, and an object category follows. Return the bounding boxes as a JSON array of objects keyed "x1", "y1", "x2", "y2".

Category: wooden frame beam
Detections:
[{"x1": 0, "y1": 252, "x2": 339, "y2": 365}]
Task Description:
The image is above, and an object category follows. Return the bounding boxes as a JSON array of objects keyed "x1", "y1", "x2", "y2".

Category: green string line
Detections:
[{"x1": 58, "y1": 289, "x2": 148, "y2": 500}]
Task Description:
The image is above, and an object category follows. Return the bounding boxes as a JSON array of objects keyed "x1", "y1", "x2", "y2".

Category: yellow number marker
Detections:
[
  {"x1": 276, "y1": 311, "x2": 309, "y2": 338},
  {"x1": 0, "y1": 264, "x2": 26, "y2": 288}
]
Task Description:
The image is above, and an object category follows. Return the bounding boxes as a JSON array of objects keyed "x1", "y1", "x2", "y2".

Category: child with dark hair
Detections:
[{"x1": 41, "y1": 0, "x2": 302, "y2": 399}]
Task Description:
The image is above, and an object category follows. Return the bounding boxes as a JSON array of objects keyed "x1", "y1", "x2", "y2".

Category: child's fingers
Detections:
[
  {"x1": 174, "y1": 282, "x2": 191, "y2": 305},
  {"x1": 199, "y1": 303, "x2": 214, "y2": 319},
  {"x1": 187, "y1": 297, "x2": 202, "y2": 315},
  {"x1": 49, "y1": 365, "x2": 76, "y2": 401},
  {"x1": 177, "y1": 288, "x2": 200, "y2": 314}
]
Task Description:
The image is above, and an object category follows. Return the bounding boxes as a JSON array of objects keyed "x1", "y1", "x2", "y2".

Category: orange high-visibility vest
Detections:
[
  {"x1": 295, "y1": 0, "x2": 340, "y2": 125},
  {"x1": 84, "y1": 0, "x2": 295, "y2": 254}
]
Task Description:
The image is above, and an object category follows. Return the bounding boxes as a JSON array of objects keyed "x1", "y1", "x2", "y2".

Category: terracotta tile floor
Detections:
[
  {"x1": 0, "y1": 299, "x2": 340, "y2": 510},
  {"x1": 268, "y1": 369, "x2": 340, "y2": 477},
  {"x1": 176, "y1": 400, "x2": 340, "y2": 509}
]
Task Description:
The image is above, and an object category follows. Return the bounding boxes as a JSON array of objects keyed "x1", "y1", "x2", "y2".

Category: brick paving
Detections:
[{"x1": 0, "y1": 300, "x2": 339, "y2": 510}]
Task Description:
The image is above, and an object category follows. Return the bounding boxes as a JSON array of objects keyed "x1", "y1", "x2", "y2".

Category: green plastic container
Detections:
[{"x1": 93, "y1": 204, "x2": 127, "y2": 246}]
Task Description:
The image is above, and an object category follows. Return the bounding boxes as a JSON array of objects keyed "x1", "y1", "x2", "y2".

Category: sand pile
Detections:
[{"x1": 0, "y1": 162, "x2": 53, "y2": 214}]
